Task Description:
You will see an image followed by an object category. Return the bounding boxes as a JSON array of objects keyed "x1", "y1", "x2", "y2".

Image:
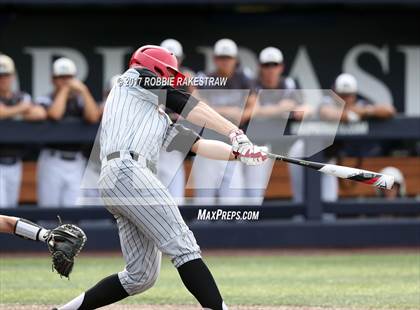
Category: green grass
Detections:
[{"x1": 0, "y1": 253, "x2": 419, "y2": 308}]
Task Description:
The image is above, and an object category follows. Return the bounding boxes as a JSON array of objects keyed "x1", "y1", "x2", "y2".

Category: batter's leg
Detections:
[
  {"x1": 108, "y1": 164, "x2": 228, "y2": 310},
  {"x1": 134, "y1": 170, "x2": 228, "y2": 309},
  {"x1": 54, "y1": 273, "x2": 127, "y2": 310},
  {"x1": 57, "y1": 163, "x2": 228, "y2": 310}
]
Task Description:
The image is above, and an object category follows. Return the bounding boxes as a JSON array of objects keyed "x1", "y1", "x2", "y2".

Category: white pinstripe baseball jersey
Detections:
[{"x1": 100, "y1": 68, "x2": 169, "y2": 166}]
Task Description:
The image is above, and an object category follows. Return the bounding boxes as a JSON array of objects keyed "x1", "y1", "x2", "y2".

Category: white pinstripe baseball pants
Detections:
[{"x1": 99, "y1": 158, "x2": 201, "y2": 295}]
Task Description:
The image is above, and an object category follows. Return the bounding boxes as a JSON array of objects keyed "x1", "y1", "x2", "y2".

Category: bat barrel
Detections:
[
  {"x1": 320, "y1": 164, "x2": 395, "y2": 190},
  {"x1": 268, "y1": 153, "x2": 395, "y2": 190}
]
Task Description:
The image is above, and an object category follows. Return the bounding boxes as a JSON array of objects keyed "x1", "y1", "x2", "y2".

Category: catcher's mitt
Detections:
[{"x1": 47, "y1": 222, "x2": 87, "y2": 278}]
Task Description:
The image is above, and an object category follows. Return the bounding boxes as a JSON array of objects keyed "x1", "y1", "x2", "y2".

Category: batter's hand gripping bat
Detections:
[{"x1": 267, "y1": 153, "x2": 394, "y2": 190}]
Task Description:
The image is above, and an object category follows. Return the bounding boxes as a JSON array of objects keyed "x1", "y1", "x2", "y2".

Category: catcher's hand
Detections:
[
  {"x1": 229, "y1": 129, "x2": 268, "y2": 166},
  {"x1": 47, "y1": 222, "x2": 87, "y2": 278}
]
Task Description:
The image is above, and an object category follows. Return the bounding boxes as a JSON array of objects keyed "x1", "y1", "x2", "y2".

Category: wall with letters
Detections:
[{"x1": 0, "y1": 6, "x2": 419, "y2": 114}]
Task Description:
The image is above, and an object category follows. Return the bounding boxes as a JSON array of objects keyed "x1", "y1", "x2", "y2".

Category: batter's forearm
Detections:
[
  {"x1": 186, "y1": 101, "x2": 238, "y2": 137},
  {"x1": 191, "y1": 139, "x2": 235, "y2": 161}
]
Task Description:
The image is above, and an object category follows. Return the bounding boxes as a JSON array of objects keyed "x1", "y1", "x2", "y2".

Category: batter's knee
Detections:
[
  {"x1": 159, "y1": 229, "x2": 202, "y2": 268},
  {"x1": 118, "y1": 266, "x2": 160, "y2": 296}
]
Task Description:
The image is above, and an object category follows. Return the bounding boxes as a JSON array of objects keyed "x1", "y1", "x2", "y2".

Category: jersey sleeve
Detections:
[
  {"x1": 133, "y1": 67, "x2": 200, "y2": 117},
  {"x1": 162, "y1": 123, "x2": 201, "y2": 153},
  {"x1": 163, "y1": 86, "x2": 199, "y2": 118}
]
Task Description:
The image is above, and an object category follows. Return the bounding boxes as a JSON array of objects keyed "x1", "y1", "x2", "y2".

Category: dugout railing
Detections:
[
  {"x1": 0, "y1": 116, "x2": 419, "y2": 249},
  {"x1": 1, "y1": 115, "x2": 419, "y2": 219}
]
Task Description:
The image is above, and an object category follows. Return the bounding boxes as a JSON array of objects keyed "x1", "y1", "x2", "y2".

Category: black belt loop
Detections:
[
  {"x1": 106, "y1": 151, "x2": 139, "y2": 162},
  {"x1": 105, "y1": 151, "x2": 157, "y2": 174},
  {"x1": 129, "y1": 151, "x2": 139, "y2": 161}
]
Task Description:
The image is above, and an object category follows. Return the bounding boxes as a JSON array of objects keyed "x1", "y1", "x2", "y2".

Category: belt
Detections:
[{"x1": 104, "y1": 151, "x2": 157, "y2": 174}]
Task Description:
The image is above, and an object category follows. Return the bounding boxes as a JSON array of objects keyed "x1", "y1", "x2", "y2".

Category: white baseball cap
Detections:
[
  {"x1": 335, "y1": 73, "x2": 358, "y2": 94},
  {"x1": 214, "y1": 38, "x2": 238, "y2": 57},
  {"x1": 379, "y1": 166, "x2": 406, "y2": 196},
  {"x1": 161, "y1": 39, "x2": 183, "y2": 59},
  {"x1": 259, "y1": 47, "x2": 284, "y2": 64},
  {"x1": 53, "y1": 57, "x2": 77, "y2": 77},
  {"x1": 380, "y1": 167, "x2": 404, "y2": 185},
  {"x1": 0, "y1": 54, "x2": 15, "y2": 75}
]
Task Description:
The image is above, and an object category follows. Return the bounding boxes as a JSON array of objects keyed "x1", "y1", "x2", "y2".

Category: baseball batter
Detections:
[{"x1": 54, "y1": 45, "x2": 267, "y2": 310}]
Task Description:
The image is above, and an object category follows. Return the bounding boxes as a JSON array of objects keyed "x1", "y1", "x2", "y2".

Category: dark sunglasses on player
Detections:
[
  {"x1": 214, "y1": 55, "x2": 235, "y2": 60},
  {"x1": 261, "y1": 62, "x2": 281, "y2": 67}
]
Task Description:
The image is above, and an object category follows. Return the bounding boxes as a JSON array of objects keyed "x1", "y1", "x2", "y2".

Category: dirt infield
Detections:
[
  {"x1": 0, "y1": 306, "x2": 385, "y2": 310},
  {"x1": 1, "y1": 247, "x2": 418, "y2": 259}
]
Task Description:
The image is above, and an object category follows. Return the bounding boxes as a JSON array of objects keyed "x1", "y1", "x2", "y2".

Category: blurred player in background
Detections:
[
  {"x1": 100, "y1": 74, "x2": 120, "y2": 115},
  {"x1": 160, "y1": 39, "x2": 196, "y2": 94},
  {"x1": 157, "y1": 38, "x2": 195, "y2": 204},
  {"x1": 316, "y1": 73, "x2": 396, "y2": 200},
  {"x1": 320, "y1": 73, "x2": 395, "y2": 122},
  {"x1": 254, "y1": 47, "x2": 303, "y2": 118},
  {"x1": 252, "y1": 47, "x2": 316, "y2": 203},
  {"x1": 377, "y1": 166, "x2": 406, "y2": 200},
  {"x1": 36, "y1": 58, "x2": 99, "y2": 207},
  {"x1": 0, "y1": 54, "x2": 46, "y2": 207},
  {"x1": 252, "y1": 47, "x2": 310, "y2": 202},
  {"x1": 192, "y1": 38, "x2": 256, "y2": 204}
]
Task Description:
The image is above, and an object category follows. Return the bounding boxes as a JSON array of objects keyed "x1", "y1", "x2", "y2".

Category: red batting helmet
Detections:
[{"x1": 129, "y1": 45, "x2": 183, "y2": 80}]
